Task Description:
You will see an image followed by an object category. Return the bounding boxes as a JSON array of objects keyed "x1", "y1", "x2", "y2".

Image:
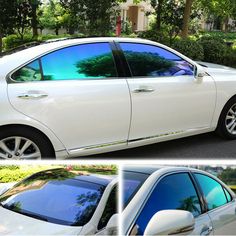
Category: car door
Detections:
[
  {"x1": 7, "y1": 42, "x2": 131, "y2": 152},
  {"x1": 118, "y1": 42, "x2": 216, "y2": 141},
  {"x1": 194, "y1": 173, "x2": 236, "y2": 235},
  {"x1": 128, "y1": 172, "x2": 213, "y2": 235}
]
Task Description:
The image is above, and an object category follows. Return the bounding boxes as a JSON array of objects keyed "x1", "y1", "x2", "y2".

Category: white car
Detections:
[
  {"x1": 0, "y1": 168, "x2": 118, "y2": 235},
  {"x1": 1, "y1": 37, "x2": 236, "y2": 159},
  {"x1": 122, "y1": 166, "x2": 236, "y2": 235}
]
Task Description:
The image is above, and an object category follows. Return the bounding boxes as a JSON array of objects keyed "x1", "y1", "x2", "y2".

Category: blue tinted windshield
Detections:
[{"x1": 0, "y1": 169, "x2": 105, "y2": 226}]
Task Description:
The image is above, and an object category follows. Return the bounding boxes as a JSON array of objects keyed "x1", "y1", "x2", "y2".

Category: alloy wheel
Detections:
[
  {"x1": 225, "y1": 103, "x2": 236, "y2": 135},
  {"x1": 0, "y1": 136, "x2": 41, "y2": 160}
]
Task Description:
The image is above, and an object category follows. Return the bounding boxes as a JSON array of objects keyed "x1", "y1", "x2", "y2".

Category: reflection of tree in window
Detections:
[
  {"x1": 178, "y1": 196, "x2": 201, "y2": 216},
  {"x1": 74, "y1": 186, "x2": 105, "y2": 226},
  {"x1": 123, "y1": 51, "x2": 174, "y2": 76},
  {"x1": 76, "y1": 53, "x2": 117, "y2": 78},
  {"x1": 13, "y1": 61, "x2": 42, "y2": 82}
]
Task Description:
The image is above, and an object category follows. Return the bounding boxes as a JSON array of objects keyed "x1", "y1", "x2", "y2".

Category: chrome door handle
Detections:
[
  {"x1": 201, "y1": 226, "x2": 213, "y2": 235},
  {"x1": 18, "y1": 93, "x2": 48, "y2": 99},
  {"x1": 133, "y1": 88, "x2": 155, "y2": 93}
]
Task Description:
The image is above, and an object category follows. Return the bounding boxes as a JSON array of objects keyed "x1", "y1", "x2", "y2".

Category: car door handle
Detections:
[
  {"x1": 18, "y1": 92, "x2": 48, "y2": 99},
  {"x1": 201, "y1": 226, "x2": 213, "y2": 235},
  {"x1": 133, "y1": 87, "x2": 155, "y2": 93}
]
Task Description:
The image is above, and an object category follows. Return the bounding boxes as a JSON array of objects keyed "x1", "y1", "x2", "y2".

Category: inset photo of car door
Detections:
[
  {"x1": 122, "y1": 165, "x2": 236, "y2": 235},
  {"x1": 0, "y1": 164, "x2": 118, "y2": 235}
]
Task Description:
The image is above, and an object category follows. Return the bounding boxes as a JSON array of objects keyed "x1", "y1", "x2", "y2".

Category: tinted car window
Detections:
[
  {"x1": 194, "y1": 174, "x2": 228, "y2": 210},
  {"x1": 0, "y1": 169, "x2": 106, "y2": 226},
  {"x1": 12, "y1": 43, "x2": 117, "y2": 82},
  {"x1": 120, "y1": 43, "x2": 194, "y2": 77},
  {"x1": 41, "y1": 43, "x2": 117, "y2": 80},
  {"x1": 224, "y1": 187, "x2": 232, "y2": 202},
  {"x1": 133, "y1": 173, "x2": 201, "y2": 235},
  {"x1": 98, "y1": 186, "x2": 118, "y2": 230},
  {"x1": 123, "y1": 171, "x2": 150, "y2": 208},
  {"x1": 12, "y1": 60, "x2": 42, "y2": 82}
]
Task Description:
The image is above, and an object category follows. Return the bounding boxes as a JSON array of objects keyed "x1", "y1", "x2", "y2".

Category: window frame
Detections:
[
  {"x1": 116, "y1": 41, "x2": 195, "y2": 79},
  {"x1": 192, "y1": 172, "x2": 234, "y2": 213},
  {"x1": 97, "y1": 184, "x2": 118, "y2": 231},
  {"x1": 8, "y1": 41, "x2": 121, "y2": 83},
  {"x1": 128, "y1": 171, "x2": 204, "y2": 236}
]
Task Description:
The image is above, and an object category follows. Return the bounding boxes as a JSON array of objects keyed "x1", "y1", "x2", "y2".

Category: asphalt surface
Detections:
[{"x1": 77, "y1": 132, "x2": 236, "y2": 159}]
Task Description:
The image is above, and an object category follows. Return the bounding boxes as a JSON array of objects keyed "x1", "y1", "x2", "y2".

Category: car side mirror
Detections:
[
  {"x1": 106, "y1": 214, "x2": 118, "y2": 234},
  {"x1": 144, "y1": 210, "x2": 195, "y2": 236},
  {"x1": 194, "y1": 65, "x2": 206, "y2": 82}
]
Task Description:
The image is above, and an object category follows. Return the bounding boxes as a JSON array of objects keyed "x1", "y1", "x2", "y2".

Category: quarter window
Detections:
[
  {"x1": 12, "y1": 60, "x2": 42, "y2": 82},
  {"x1": 120, "y1": 43, "x2": 194, "y2": 77},
  {"x1": 12, "y1": 43, "x2": 117, "y2": 82},
  {"x1": 194, "y1": 174, "x2": 228, "y2": 210},
  {"x1": 132, "y1": 173, "x2": 201, "y2": 235}
]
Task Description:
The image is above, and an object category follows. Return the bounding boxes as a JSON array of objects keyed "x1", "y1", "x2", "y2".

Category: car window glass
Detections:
[
  {"x1": 41, "y1": 43, "x2": 117, "y2": 80},
  {"x1": 194, "y1": 174, "x2": 227, "y2": 210},
  {"x1": 12, "y1": 60, "x2": 42, "y2": 82},
  {"x1": 132, "y1": 173, "x2": 201, "y2": 235},
  {"x1": 123, "y1": 171, "x2": 150, "y2": 208},
  {"x1": 0, "y1": 169, "x2": 106, "y2": 226},
  {"x1": 98, "y1": 186, "x2": 118, "y2": 230},
  {"x1": 120, "y1": 43, "x2": 194, "y2": 77}
]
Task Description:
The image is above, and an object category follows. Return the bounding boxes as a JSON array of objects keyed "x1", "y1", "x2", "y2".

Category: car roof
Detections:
[{"x1": 123, "y1": 165, "x2": 197, "y2": 175}]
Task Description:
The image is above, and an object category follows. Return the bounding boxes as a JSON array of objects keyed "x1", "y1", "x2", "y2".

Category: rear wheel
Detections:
[
  {"x1": 216, "y1": 98, "x2": 236, "y2": 139},
  {"x1": 0, "y1": 127, "x2": 55, "y2": 160}
]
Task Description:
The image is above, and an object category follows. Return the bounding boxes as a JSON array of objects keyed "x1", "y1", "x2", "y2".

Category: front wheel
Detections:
[
  {"x1": 216, "y1": 98, "x2": 236, "y2": 139},
  {"x1": 0, "y1": 127, "x2": 55, "y2": 160}
]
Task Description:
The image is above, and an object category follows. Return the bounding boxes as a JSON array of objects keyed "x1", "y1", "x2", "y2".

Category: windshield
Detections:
[
  {"x1": 0, "y1": 169, "x2": 105, "y2": 226},
  {"x1": 123, "y1": 171, "x2": 149, "y2": 208}
]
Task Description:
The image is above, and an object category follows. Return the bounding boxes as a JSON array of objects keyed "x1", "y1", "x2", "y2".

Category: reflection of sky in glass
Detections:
[
  {"x1": 123, "y1": 180, "x2": 140, "y2": 205},
  {"x1": 120, "y1": 43, "x2": 181, "y2": 61},
  {"x1": 195, "y1": 174, "x2": 227, "y2": 210},
  {"x1": 3, "y1": 179, "x2": 104, "y2": 226},
  {"x1": 41, "y1": 43, "x2": 113, "y2": 80}
]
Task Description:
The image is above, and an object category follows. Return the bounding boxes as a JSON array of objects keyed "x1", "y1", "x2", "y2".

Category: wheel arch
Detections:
[{"x1": 0, "y1": 124, "x2": 56, "y2": 155}]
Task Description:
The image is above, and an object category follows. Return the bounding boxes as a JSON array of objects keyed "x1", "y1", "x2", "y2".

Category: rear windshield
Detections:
[
  {"x1": 0, "y1": 169, "x2": 105, "y2": 226},
  {"x1": 123, "y1": 171, "x2": 149, "y2": 208}
]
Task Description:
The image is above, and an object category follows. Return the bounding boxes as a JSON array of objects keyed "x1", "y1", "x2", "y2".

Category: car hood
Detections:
[
  {"x1": 0, "y1": 206, "x2": 82, "y2": 235},
  {"x1": 196, "y1": 61, "x2": 236, "y2": 75}
]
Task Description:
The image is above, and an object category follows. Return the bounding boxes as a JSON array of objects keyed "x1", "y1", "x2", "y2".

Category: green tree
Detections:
[
  {"x1": 60, "y1": 0, "x2": 118, "y2": 35},
  {"x1": 0, "y1": 0, "x2": 17, "y2": 53},
  {"x1": 39, "y1": 0, "x2": 66, "y2": 35}
]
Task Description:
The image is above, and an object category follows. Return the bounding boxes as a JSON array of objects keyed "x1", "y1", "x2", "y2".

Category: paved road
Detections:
[{"x1": 77, "y1": 132, "x2": 236, "y2": 159}]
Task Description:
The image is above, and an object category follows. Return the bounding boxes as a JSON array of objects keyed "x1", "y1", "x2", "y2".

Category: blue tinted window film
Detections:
[
  {"x1": 134, "y1": 173, "x2": 201, "y2": 235},
  {"x1": 224, "y1": 188, "x2": 232, "y2": 202},
  {"x1": 194, "y1": 174, "x2": 227, "y2": 210},
  {"x1": 0, "y1": 169, "x2": 105, "y2": 226},
  {"x1": 123, "y1": 171, "x2": 149, "y2": 208},
  {"x1": 12, "y1": 60, "x2": 42, "y2": 82},
  {"x1": 120, "y1": 43, "x2": 194, "y2": 77},
  {"x1": 41, "y1": 43, "x2": 117, "y2": 80}
]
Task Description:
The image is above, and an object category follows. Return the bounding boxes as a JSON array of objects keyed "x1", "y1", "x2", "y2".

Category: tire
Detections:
[
  {"x1": 216, "y1": 97, "x2": 236, "y2": 139},
  {"x1": 0, "y1": 126, "x2": 55, "y2": 160}
]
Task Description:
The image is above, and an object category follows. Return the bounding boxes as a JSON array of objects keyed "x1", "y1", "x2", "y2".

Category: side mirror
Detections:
[
  {"x1": 194, "y1": 65, "x2": 206, "y2": 82},
  {"x1": 106, "y1": 214, "x2": 118, "y2": 234},
  {"x1": 144, "y1": 210, "x2": 195, "y2": 236}
]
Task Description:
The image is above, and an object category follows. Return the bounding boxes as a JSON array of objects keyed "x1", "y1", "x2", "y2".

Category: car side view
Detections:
[
  {"x1": 1, "y1": 37, "x2": 236, "y2": 159},
  {"x1": 0, "y1": 168, "x2": 118, "y2": 235},
  {"x1": 122, "y1": 166, "x2": 236, "y2": 235}
]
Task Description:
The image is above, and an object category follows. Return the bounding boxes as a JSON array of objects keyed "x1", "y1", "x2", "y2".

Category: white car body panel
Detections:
[
  {"x1": 127, "y1": 75, "x2": 216, "y2": 141},
  {"x1": 0, "y1": 38, "x2": 236, "y2": 158},
  {"x1": 122, "y1": 167, "x2": 236, "y2": 235},
  {"x1": 8, "y1": 79, "x2": 131, "y2": 151}
]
